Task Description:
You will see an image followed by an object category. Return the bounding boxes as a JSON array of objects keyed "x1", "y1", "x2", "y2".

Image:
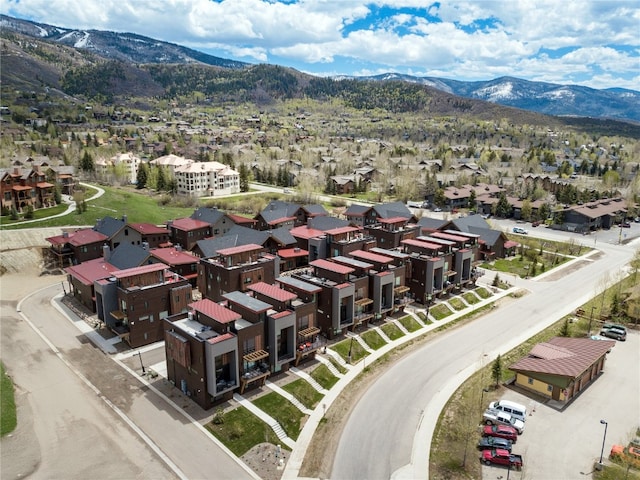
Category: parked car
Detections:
[
  {"x1": 620, "y1": 222, "x2": 631, "y2": 228},
  {"x1": 531, "y1": 220, "x2": 541, "y2": 227},
  {"x1": 477, "y1": 436, "x2": 513, "y2": 452},
  {"x1": 481, "y1": 448, "x2": 523, "y2": 470},
  {"x1": 600, "y1": 326, "x2": 627, "y2": 341},
  {"x1": 512, "y1": 227, "x2": 528, "y2": 234},
  {"x1": 482, "y1": 425, "x2": 518, "y2": 443},
  {"x1": 488, "y1": 400, "x2": 527, "y2": 422},
  {"x1": 483, "y1": 409, "x2": 525, "y2": 434}
]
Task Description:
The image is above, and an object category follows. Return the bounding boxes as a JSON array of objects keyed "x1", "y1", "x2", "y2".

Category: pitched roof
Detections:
[
  {"x1": 217, "y1": 243, "x2": 263, "y2": 256},
  {"x1": 128, "y1": 223, "x2": 170, "y2": 235},
  {"x1": 169, "y1": 217, "x2": 211, "y2": 231},
  {"x1": 150, "y1": 247, "x2": 198, "y2": 265},
  {"x1": 344, "y1": 204, "x2": 371, "y2": 216},
  {"x1": 510, "y1": 337, "x2": 615, "y2": 378},
  {"x1": 290, "y1": 225, "x2": 324, "y2": 240},
  {"x1": 416, "y1": 217, "x2": 449, "y2": 231},
  {"x1": 310, "y1": 258, "x2": 354, "y2": 275},
  {"x1": 257, "y1": 200, "x2": 300, "y2": 225},
  {"x1": 190, "y1": 299, "x2": 241, "y2": 324},
  {"x1": 247, "y1": 281, "x2": 297, "y2": 302},
  {"x1": 190, "y1": 207, "x2": 227, "y2": 225},
  {"x1": 373, "y1": 201, "x2": 413, "y2": 219},
  {"x1": 268, "y1": 227, "x2": 297, "y2": 246},
  {"x1": 108, "y1": 243, "x2": 151, "y2": 270},
  {"x1": 112, "y1": 262, "x2": 168, "y2": 279},
  {"x1": 93, "y1": 216, "x2": 125, "y2": 238},
  {"x1": 64, "y1": 258, "x2": 119, "y2": 285},
  {"x1": 67, "y1": 228, "x2": 109, "y2": 246},
  {"x1": 308, "y1": 215, "x2": 349, "y2": 231}
]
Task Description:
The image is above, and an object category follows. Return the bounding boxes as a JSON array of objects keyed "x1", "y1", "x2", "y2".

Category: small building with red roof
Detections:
[
  {"x1": 149, "y1": 246, "x2": 199, "y2": 286},
  {"x1": 128, "y1": 222, "x2": 171, "y2": 248},
  {"x1": 167, "y1": 217, "x2": 212, "y2": 251}
]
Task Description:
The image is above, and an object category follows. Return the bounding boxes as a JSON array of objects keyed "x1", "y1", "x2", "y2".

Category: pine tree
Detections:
[
  {"x1": 80, "y1": 150, "x2": 95, "y2": 172},
  {"x1": 136, "y1": 162, "x2": 148, "y2": 189},
  {"x1": 491, "y1": 354, "x2": 502, "y2": 388}
]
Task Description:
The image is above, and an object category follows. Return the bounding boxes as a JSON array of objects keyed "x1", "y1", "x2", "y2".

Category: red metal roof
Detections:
[
  {"x1": 129, "y1": 223, "x2": 169, "y2": 235},
  {"x1": 67, "y1": 229, "x2": 109, "y2": 246},
  {"x1": 325, "y1": 226, "x2": 360, "y2": 235},
  {"x1": 207, "y1": 332, "x2": 236, "y2": 344},
  {"x1": 270, "y1": 310, "x2": 294, "y2": 319},
  {"x1": 248, "y1": 282, "x2": 298, "y2": 302},
  {"x1": 289, "y1": 225, "x2": 324, "y2": 239},
  {"x1": 278, "y1": 248, "x2": 309, "y2": 259},
  {"x1": 190, "y1": 299, "x2": 242, "y2": 324},
  {"x1": 379, "y1": 216, "x2": 407, "y2": 224},
  {"x1": 267, "y1": 216, "x2": 297, "y2": 226},
  {"x1": 401, "y1": 238, "x2": 442, "y2": 250},
  {"x1": 217, "y1": 243, "x2": 263, "y2": 256},
  {"x1": 170, "y1": 217, "x2": 210, "y2": 231},
  {"x1": 310, "y1": 258, "x2": 354, "y2": 275},
  {"x1": 504, "y1": 240, "x2": 519, "y2": 248},
  {"x1": 150, "y1": 247, "x2": 198, "y2": 265},
  {"x1": 431, "y1": 231, "x2": 469, "y2": 242},
  {"x1": 65, "y1": 258, "x2": 119, "y2": 285},
  {"x1": 36, "y1": 182, "x2": 54, "y2": 188},
  {"x1": 510, "y1": 337, "x2": 615, "y2": 378},
  {"x1": 349, "y1": 249, "x2": 393, "y2": 264},
  {"x1": 226, "y1": 214, "x2": 256, "y2": 225},
  {"x1": 112, "y1": 262, "x2": 168, "y2": 279}
]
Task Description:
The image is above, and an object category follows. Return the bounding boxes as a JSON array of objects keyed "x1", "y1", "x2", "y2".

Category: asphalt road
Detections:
[
  {"x1": 330, "y1": 232, "x2": 639, "y2": 480},
  {"x1": 1, "y1": 282, "x2": 257, "y2": 480}
]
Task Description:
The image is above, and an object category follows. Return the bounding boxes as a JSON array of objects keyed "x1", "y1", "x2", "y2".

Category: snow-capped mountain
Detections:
[
  {"x1": 0, "y1": 14, "x2": 246, "y2": 69},
  {"x1": 348, "y1": 74, "x2": 640, "y2": 122}
]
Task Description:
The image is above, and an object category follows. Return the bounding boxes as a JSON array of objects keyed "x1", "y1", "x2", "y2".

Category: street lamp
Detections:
[
  {"x1": 599, "y1": 419, "x2": 608, "y2": 466},
  {"x1": 137, "y1": 351, "x2": 146, "y2": 375},
  {"x1": 425, "y1": 293, "x2": 433, "y2": 318}
]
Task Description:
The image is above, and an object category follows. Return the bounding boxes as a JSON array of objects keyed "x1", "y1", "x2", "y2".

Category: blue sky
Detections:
[{"x1": 2, "y1": 0, "x2": 639, "y2": 90}]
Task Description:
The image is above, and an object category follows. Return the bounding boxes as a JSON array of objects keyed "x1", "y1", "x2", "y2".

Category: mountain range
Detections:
[{"x1": 1, "y1": 14, "x2": 639, "y2": 123}]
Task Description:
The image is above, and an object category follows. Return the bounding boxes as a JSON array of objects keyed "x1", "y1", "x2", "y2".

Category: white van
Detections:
[{"x1": 489, "y1": 400, "x2": 527, "y2": 422}]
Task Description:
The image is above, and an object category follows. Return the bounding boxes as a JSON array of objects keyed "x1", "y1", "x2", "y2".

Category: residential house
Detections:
[
  {"x1": 509, "y1": 337, "x2": 615, "y2": 404},
  {"x1": 65, "y1": 257, "x2": 120, "y2": 311},
  {"x1": 0, "y1": 165, "x2": 55, "y2": 212},
  {"x1": 149, "y1": 247, "x2": 200, "y2": 287},
  {"x1": 248, "y1": 281, "x2": 322, "y2": 367},
  {"x1": 447, "y1": 216, "x2": 517, "y2": 261},
  {"x1": 47, "y1": 228, "x2": 109, "y2": 267},
  {"x1": 345, "y1": 202, "x2": 415, "y2": 227},
  {"x1": 330, "y1": 175, "x2": 356, "y2": 195},
  {"x1": 559, "y1": 198, "x2": 627, "y2": 233},
  {"x1": 224, "y1": 290, "x2": 297, "y2": 377},
  {"x1": 292, "y1": 258, "x2": 355, "y2": 339},
  {"x1": 365, "y1": 216, "x2": 419, "y2": 249},
  {"x1": 368, "y1": 247, "x2": 413, "y2": 308},
  {"x1": 101, "y1": 263, "x2": 192, "y2": 348},
  {"x1": 190, "y1": 207, "x2": 236, "y2": 236},
  {"x1": 323, "y1": 225, "x2": 375, "y2": 258},
  {"x1": 94, "y1": 216, "x2": 142, "y2": 250},
  {"x1": 400, "y1": 237, "x2": 446, "y2": 303},
  {"x1": 197, "y1": 243, "x2": 278, "y2": 302},
  {"x1": 167, "y1": 217, "x2": 212, "y2": 251},
  {"x1": 163, "y1": 299, "x2": 243, "y2": 409},
  {"x1": 128, "y1": 223, "x2": 171, "y2": 248}
]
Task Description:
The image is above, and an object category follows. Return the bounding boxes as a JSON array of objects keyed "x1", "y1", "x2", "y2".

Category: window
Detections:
[
  {"x1": 528, "y1": 377, "x2": 534, "y2": 385},
  {"x1": 547, "y1": 384, "x2": 553, "y2": 392}
]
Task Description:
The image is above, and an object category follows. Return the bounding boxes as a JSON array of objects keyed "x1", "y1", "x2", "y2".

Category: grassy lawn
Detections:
[
  {"x1": 416, "y1": 311, "x2": 432, "y2": 324},
  {"x1": 331, "y1": 337, "x2": 369, "y2": 364},
  {"x1": 475, "y1": 287, "x2": 492, "y2": 299},
  {"x1": 447, "y1": 297, "x2": 466, "y2": 311},
  {"x1": 594, "y1": 464, "x2": 640, "y2": 480},
  {"x1": 462, "y1": 292, "x2": 480, "y2": 305},
  {"x1": 206, "y1": 406, "x2": 282, "y2": 457},
  {"x1": 360, "y1": 329, "x2": 387, "y2": 350},
  {"x1": 430, "y1": 303, "x2": 453, "y2": 321},
  {"x1": 310, "y1": 364, "x2": 340, "y2": 390},
  {"x1": 397, "y1": 315, "x2": 422, "y2": 332},
  {"x1": 326, "y1": 356, "x2": 348, "y2": 375},
  {"x1": 481, "y1": 246, "x2": 573, "y2": 279},
  {"x1": 1, "y1": 363, "x2": 17, "y2": 436},
  {"x1": 380, "y1": 321, "x2": 406, "y2": 340},
  {"x1": 252, "y1": 391, "x2": 306, "y2": 440},
  {"x1": 281, "y1": 378, "x2": 324, "y2": 409}
]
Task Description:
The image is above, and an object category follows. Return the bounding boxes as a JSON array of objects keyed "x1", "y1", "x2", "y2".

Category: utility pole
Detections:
[{"x1": 137, "y1": 351, "x2": 146, "y2": 375}]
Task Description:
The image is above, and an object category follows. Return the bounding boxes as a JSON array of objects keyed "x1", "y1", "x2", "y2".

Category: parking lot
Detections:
[{"x1": 481, "y1": 329, "x2": 639, "y2": 479}]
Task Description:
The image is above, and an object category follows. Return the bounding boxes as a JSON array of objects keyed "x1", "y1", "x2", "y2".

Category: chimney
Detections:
[
  {"x1": 175, "y1": 244, "x2": 182, "y2": 252},
  {"x1": 142, "y1": 242, "x2": 149, "y2": 250},
  {"x1": 102, "y1": 244, "x2": 111, "y2": 261},
  {"x1": 122, "y1": 214, "x2": 127, "y2": 223}
]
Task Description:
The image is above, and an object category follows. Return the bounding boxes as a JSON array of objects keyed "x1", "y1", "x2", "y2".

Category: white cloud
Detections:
[{"x1": 1, "y1": 0, "x2": 638, "y2": 89}]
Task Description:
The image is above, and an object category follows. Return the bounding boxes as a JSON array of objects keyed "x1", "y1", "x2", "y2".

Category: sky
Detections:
[{"x1": 2, "y1": 0, "x2": 639, "y2": 90}]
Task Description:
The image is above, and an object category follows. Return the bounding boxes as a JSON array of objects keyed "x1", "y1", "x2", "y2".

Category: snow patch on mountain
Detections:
[
  {"x1": 542, "y1": 88, "x2": 575, "y2": 100},
  {"x1": 474, "y1": 82, "x2": 520, "y2": 101},
  {"x1": 74, "y1": 32, "x2": 91, "y2": 49}
]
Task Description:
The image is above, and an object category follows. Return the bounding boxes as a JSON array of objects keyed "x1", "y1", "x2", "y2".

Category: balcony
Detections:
[{"x1": 295, "y1": 337, "x2": 324, "y2": 366}]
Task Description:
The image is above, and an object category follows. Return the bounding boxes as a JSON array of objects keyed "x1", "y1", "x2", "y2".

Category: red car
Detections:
[{"x1": 482, "y1": 425, "x2": 518, "y2": 443}]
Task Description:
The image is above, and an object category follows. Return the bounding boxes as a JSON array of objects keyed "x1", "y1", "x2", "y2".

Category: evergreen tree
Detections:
[
  {"x1": 80, "y1": 150, "x2": 95, "y2": 172},
  {"x1": 239, "y1": 163, "x2": 250, "y2": 192},
  {"x1": 136, "y1": 162, "x2": 148, "y2": 189},
  {"x1": 157, "y1": 166, "x2": 167, "y2": 191},
  {"x1": 495, "y1": 192, "x2": 511, "y2": 218},
  {"x1": 491, "y1": 354, "x2": 503, "y2": 388},
  {"x1": 559, "y1": 318, "x2": 571, "y2": 337}
]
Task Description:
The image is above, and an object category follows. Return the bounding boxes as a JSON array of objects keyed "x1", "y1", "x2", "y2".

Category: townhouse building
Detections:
[
  {"x1": 364, "y1": 216, "x2": 419, "y2": 249},
  {"x1": 197, "y1": 243, "x2": 278, "y2": 302},
  {"x1": 167, "y1": 217, "x2": 212, "y2": 251},
  {"x1": 47, "y1": 228, "x2": 109, "y2": 267},
  {"x1": 1, "y1": 165, "x2": 55, "y2": 212},
  {"x1": 128, "y1": 223, "x2": 171, "y2": 248},
  {"x1": 98, "y1": 263, "x2": 192, "y2": 348}
]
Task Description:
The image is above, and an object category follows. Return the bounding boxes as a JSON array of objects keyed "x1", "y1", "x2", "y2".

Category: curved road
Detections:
[{"x1": 330, "y1": 235, "x2": 637, "y2": 479}]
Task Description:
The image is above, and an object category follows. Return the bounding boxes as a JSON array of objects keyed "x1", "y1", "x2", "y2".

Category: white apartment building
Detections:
[
  {"x1": 95, "y1": 152, "x2": 141, "y2": 184},
  {"x1": 150, "y1": 154, "x2": 193, "y2": 175},
  {"x1": 174, "y1": 160, "x2": 240, "y2": 197}
]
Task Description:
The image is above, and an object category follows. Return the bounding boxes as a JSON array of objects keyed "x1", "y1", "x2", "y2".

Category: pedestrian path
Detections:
[{"x1": 290, "y1": 367, "x2": 329, "y2": 395}]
